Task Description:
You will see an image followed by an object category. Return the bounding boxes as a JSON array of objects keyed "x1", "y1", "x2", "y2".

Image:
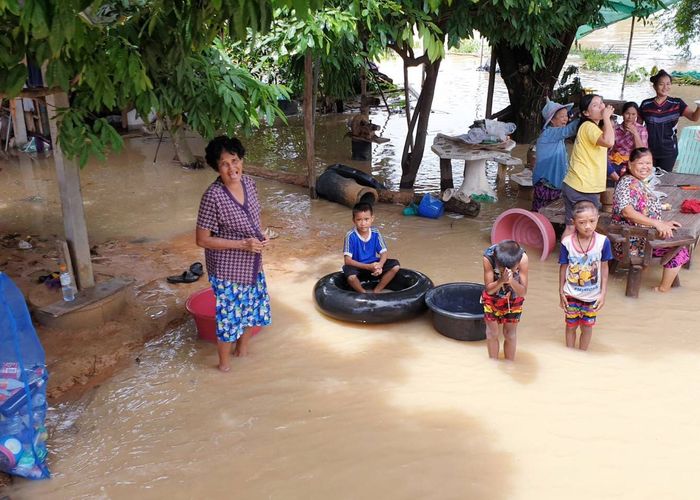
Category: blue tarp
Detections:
[{"x1": 0, "y1": 272, "x2": 50, "y2": 479}]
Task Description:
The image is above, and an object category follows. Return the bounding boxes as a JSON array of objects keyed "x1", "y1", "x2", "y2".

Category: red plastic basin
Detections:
[
  {"x1": 491, "y1": 208, "x2": 556, "y2": 261},
  {"x1": 185, "y1": 288, "x2": 261, "y2": 343}
]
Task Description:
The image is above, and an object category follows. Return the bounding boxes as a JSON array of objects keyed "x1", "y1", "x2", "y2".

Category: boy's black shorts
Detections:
[{"x1": 342, "y1": 259, "x2": 400, "y2": 280}]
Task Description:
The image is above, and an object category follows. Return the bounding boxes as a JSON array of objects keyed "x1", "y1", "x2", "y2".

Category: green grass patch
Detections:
[{"x1": 574, "y1": 47, "x2": 624, "y2": 73}]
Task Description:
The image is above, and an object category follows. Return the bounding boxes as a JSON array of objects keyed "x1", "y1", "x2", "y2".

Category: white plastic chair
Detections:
[{"x1": 675, "y1": 126, "x2": 700, "y2": 174}]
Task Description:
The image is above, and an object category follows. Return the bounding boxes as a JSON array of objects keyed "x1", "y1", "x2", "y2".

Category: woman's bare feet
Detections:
[
  {"x1": 217, "y1": 340, "x2": 234, "y2": 372},
  {"x1": 233, "y1": 331, "x2": 252, "y2": 357},
  {"x1": 652, "y1": 285, "x2": 671, "y2": 293}
]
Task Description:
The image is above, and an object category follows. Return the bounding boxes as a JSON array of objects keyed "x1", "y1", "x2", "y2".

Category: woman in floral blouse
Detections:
[{"x1": 611, "y1": 147, "x2": 688, "y2": 292}]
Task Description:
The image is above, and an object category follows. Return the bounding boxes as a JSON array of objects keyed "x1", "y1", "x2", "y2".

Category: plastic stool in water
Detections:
[{"x1": 491, "y1": 208, "x2": 556, "y2": 261}]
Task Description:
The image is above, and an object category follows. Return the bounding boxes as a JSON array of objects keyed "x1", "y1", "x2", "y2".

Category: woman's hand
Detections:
[
  {"x1": 243, "y1": 237, "x2": 265, "y2": 253},
  {"x1": 602, "y1": 105, "x2": 615, "y2": 121},
  {"x1": 623, "y1": 122, "x2": 639, "y2": 137},
  {"x1": 653, "y1": 219, "x2": 682, "y2": 239}
]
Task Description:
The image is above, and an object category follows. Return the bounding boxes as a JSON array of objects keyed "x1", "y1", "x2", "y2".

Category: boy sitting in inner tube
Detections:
[{"x1": 342, "y1": 202, "x2": 400, "y2": 293}]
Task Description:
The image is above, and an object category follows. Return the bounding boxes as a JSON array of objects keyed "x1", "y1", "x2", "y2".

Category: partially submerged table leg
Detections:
[
  {"x1": 626, "y1": 265, "x2": 643, "y2": 298},
  {"x1": 440, "y1": 158, "x2": 454, "y2": 192},
  {"x1": 454, "y1": 158, "x2": 496, "y2": 203}
]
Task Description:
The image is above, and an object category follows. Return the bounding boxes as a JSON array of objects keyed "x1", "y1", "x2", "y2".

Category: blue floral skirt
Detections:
[{"x1": 210, "y1": 272, "x2": 271, "y2": 343}]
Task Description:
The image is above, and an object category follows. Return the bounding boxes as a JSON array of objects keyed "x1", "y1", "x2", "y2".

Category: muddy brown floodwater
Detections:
[
  {"x1": 2, "y1": 53, "x2": 700, "y2": 499},
  {"x1": 5, "y1": 156, "x2": 700, "y2": 498}
]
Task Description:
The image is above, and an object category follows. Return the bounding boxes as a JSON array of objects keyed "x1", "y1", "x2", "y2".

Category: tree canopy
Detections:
[{"x1": 0, "y1": 0, "x2": 318, "y2": 165}]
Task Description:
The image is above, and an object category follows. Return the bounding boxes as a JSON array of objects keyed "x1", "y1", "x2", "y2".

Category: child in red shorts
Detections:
[
  {"x1": 558, "y1": 200, "x2": 612, "y2": 350},
  {"x1": 482, "y1": 240, "x2": 529, "y2": 361}
]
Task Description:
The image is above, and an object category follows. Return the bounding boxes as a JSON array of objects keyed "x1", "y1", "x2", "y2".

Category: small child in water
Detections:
[
  {"x1": 342, "y1": 202, "x2": 400, "y2": 293},
  {"x1": 482, "y1": 240, "x2": 529, "y2": 361},
  {"x1": 559, "y1": 200, "x2": 612, "y2": 350}
]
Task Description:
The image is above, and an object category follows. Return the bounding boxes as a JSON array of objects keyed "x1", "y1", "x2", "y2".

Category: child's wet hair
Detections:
[
  {"x1": 352, "y1": 202, "x2": 374, "y2": 217},
  {"x1": 572, "y1": 200, "x2": 599, "y2": 218},
  {"x1": 205, "y1": 136, "x2": 246, "y2": 171},
  {"x1": 494, "y1": 240, "x2": 524, "y2": 269}
]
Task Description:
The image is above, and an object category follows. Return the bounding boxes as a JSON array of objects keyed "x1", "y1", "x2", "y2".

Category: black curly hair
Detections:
[{"x1": 204, "y1": 136, "x2": 246, "y2": 172}]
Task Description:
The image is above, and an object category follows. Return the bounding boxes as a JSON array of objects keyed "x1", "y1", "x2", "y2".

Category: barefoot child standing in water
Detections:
[
  {"x1": 559, "y1": 200, "x2": 613, "y2": 350},
  {"x1": 482, "y1": 240, "x2": 529, "y2": 361},
  {"x1": 343, "y1": 202, "x2": 400, "y2": 293}
]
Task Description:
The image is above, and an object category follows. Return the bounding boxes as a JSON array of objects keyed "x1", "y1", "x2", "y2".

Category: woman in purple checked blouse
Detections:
[{"x1": 196, "y1": 136, "x2": 271, "y2": 372}]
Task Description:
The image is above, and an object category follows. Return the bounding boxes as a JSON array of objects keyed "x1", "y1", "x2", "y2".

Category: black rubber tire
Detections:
[
  {"x1": 326, "y1": 163, "x2": 387, "y2": 191},
  {"x1": 313, "y1": 269, "x2": 433, "y2": 324}
]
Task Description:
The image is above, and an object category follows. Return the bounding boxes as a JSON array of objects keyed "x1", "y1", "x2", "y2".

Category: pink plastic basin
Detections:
[
  {"x1": 491, "y1": 208, "x2": 556, "y2": 261},
  {"x1": 185, "y1": 288, "x2": 261, "y2": 343}
]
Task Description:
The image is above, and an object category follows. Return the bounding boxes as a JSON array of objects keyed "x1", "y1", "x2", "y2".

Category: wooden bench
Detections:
[{"x1": 606, "y1": 224, "x2": 696, "y2": 298}]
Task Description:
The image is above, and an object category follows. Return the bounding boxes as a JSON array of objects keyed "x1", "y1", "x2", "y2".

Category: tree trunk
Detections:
[
  {"x1": 493, "y1": 30, "x2": 577, "y2": 144},
  {"x1": 399, "y1": 58, "x2": 442, "y2": 189},
  {"x1": 304, "y1": 49, "x2": 317, "y2": 199},
  {"x1": 171, "y1": 125, "x2": 202, "y2": 169}
]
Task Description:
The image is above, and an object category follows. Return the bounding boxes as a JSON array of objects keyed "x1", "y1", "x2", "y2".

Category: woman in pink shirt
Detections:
[{"x1": 608, "y1": 102, "x2": 648, "y2": 179}]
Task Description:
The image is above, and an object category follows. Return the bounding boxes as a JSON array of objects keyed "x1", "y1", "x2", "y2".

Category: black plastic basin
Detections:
[{"x1": 424, "y1": 282, "x2": 486, "y2": 341}]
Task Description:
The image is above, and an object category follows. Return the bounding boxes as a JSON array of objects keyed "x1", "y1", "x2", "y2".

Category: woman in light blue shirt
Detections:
[{"x1": 532, "y1": 100, "x2": 579, "y2": 211}]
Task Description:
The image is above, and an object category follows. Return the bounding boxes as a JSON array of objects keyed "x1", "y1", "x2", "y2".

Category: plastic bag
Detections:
[
  {"x1": 484, "y1": 119, "x2": 516, "y2": 142},
  {"x1": 0, "y1": 272, "x2": 50, "y2": 479}
]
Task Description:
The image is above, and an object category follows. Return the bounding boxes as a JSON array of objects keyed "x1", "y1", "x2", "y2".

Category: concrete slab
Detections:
[{"x1": 33, "y1": 277, "x2": 133, "y2": 330}]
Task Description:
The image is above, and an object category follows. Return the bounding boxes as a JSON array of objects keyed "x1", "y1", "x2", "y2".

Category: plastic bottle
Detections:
[{"x1": 59, "y1": 264, "x2": 76, "y2": 301}]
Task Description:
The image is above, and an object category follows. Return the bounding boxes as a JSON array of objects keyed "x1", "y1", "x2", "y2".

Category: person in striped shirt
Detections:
[{"x1": 640, "y1": 69, "x2": 700, "y2": 172}]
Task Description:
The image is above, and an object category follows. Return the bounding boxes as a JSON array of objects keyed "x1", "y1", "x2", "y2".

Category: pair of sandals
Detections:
[{"x1": 167, "y1": 262, "x2": 204, "y2": 284}]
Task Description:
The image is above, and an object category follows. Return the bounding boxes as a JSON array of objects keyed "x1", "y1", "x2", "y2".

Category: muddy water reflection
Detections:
[{"x1": 10, "y1": 219, "x2": 700, "y2": 498}]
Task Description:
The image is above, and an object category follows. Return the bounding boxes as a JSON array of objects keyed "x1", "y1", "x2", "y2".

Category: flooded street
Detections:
[
  {"x1": 7, "y1": 209, "x2": 700, "y2": 499},
  {"x1": 2, "y1": 31, "x2": 700, "y2": 498}
]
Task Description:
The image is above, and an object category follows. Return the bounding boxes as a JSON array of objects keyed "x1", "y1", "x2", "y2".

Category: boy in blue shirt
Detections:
[{"x1": 343, "y1": 202, "x2": 400, "y2": 293}]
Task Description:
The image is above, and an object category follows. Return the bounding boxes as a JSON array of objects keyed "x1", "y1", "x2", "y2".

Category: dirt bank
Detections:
[{"x1": 0, "y1": 205, "x2": 338, "y2": 405}]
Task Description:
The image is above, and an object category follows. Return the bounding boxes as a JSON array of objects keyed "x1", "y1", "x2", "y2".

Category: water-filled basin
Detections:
[{"x1": 424, "y1": 282, "x2": 486, "y2": 341}]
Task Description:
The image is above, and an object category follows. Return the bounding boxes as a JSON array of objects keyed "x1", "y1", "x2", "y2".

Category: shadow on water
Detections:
[{"x1": 11, "y1": 300, "x2": 515, "y2": 500}]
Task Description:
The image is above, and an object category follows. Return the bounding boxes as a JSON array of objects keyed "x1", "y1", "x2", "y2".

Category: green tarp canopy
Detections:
[{"x1": 576, "y1": 0, "x2": 679, "y2": 39}]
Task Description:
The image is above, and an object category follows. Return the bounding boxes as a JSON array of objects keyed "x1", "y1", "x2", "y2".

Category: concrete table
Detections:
[{"x1": 431, "y1": 134, "x2": 522, "y2": 203}]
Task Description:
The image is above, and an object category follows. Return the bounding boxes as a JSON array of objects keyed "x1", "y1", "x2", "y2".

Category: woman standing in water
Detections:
[
  {"x1": 196, "y1": 136, "x2": 271, "y2": 372},
  {"x1": 640, "y1": 69, "x2": 700, "y2": 172}
]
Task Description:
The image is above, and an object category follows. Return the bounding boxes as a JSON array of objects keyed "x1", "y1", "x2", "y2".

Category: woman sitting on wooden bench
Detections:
[{"x1": 611, "y1": 147, "x2": 689, "y2": 292}]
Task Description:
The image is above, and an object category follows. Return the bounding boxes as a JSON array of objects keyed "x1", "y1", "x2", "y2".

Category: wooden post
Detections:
[
  {"x1": 359, "y1": 65, "x2": 368, "y2": 115},
  {"x1": 625, "y1": 265, "x2": 642, "y2": 298},
  {"x1": 9, "y1": 98, "x2": 28, "y2": 146},
  {"x1": 45, "y1": 91, "x2": 95, "y2": 289},
  {"x1": 304, "y1": 50, "x2": 317, "y2": 199},
  {"x1": 485, "y1": 51, "x2": 497, "y2": 118},
  {"x1": 439, "y1": 159, "x2": 454, "y2": 192},
  {"x1": 620, "y1": 17, "x2": 635, "y2": 100}
]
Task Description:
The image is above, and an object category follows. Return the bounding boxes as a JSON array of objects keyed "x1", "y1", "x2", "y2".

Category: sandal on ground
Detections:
[
  {"x1": 189, "y1": 262, "x2": 204, "y2": 276},
  {"x1": 166, "y1": 270, "x2": 200, "y2": 284}
]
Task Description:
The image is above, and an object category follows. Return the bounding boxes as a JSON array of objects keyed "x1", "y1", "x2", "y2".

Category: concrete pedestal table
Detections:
[{"x1": 431, "y1": 134, "x2": 522, "y2": 204}]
